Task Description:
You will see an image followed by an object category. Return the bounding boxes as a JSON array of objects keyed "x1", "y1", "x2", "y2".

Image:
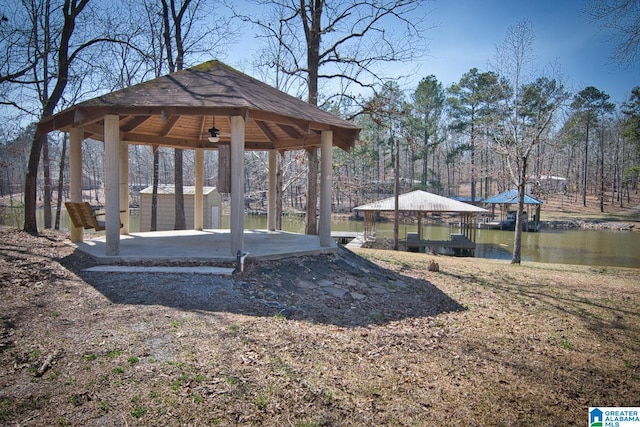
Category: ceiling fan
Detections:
[{"x1": 203, "y1": 117, "x2": 231, "y2": 142}]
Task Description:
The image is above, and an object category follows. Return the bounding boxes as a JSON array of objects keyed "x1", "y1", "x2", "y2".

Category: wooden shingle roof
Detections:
[{"x1": 38, "y1": 60, "x2": 360, "y2": 151}]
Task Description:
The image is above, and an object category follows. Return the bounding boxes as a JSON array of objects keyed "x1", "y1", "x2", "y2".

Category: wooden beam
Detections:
[
  {"x1": 123, "y1": 132, "x2": 201, "y2": 148},
  {"x1": 121, "y1": 115, "x2": 151, "y2": 132},
  {"x1": 277, "y1": 123, "x2": 301, "y2": 139},
  {"x1": 244, "y1": 141, "x2": 275, "y2": 150},
  {"x1": 74, "y1": 107, "x2": 110, "y2": 128},
  {"x1": 161, "y1": 115, "x2": 180, "y2": 136},
  {"x1": 37, "y1": 110, "x2": 75, "y2": 134},
  {"x1": 254, "y1": 120, "x2": 277, "y2": 142},
  {"x1": 199, "y1": 116, "x2": 208, "y2": 140}
]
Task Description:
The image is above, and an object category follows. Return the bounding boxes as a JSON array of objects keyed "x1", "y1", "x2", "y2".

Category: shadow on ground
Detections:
[{"x1": 62, "y1": 246, "x2": 464, "y2": 327}]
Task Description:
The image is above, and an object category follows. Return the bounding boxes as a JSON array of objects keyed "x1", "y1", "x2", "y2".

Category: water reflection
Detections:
[{"x1": 236, "y1": 214, "x2": 639, "y2": 268}]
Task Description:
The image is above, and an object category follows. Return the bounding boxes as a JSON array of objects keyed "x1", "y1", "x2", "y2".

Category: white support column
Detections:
[
  {"x1": 194, "y1": 148, "x2": 204, "y2": 230},
  {"x1": 69, "y1": 128, "x2": 84, "y2": 243},
  {"x1": 119, "y1": 139, "x2": 129, "y2": 235},
  {"x1": 104, "y1": 115, "x2": 120, "y2": 256},
  {"x1": 319, "y1": 130, "x2": 333, "y2": 247},
  {"x1": 267, "y1": 149, "x2": 277, "y2": 231},
  {"x1": 230, "y1": 115, "x2": 245, "y2": 256}
]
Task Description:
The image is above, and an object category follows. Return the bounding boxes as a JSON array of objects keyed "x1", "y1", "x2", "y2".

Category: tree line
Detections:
[{"x1": 3, "y1": 64, "x2": 638, "y2": 214}]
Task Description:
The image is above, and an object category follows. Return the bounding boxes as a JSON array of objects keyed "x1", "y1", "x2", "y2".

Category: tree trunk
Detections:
[
  {"x1": 23, "y1": 132, "x2": 48, "y2": 233},
  {"x1": 275, "y1": 151, "x2": 283, "y2": 230},
  {"x1": 42, "y1": 137, "x2": 52, "y2": 229},
  {"x1": 302, "y1": 0, "x2": 322, "y2": 235},
  {"x1": 393, "y1": 136, "x2": 400, "y2": 251},
  {"x1": 151, "y1": 149, "x2": 160, "y2": 231},
  {"x1": 511, "y1": 157, "x2": 527, "y2": 264},
  {"x1": 582, "y1": 120, "x2": 590, "y2": 207},
  {"x1": 422, "y1": 143, "x2": 429, "y2": 186},
  {"x1": 305, "y1": 148, "x2": 318, "y2": 235},
  {"x1": 599, "y1": 126, "x2": 605, "y2": 213},
  {"x1": 21, "y1": 0, "x2": 94, "y2": 234},
  {"x1": 174, "y1": 148, "x2": 186, "y2": 229},
  {"x1": 54, "y1": 134, "x2": 67, "y2": 230}
]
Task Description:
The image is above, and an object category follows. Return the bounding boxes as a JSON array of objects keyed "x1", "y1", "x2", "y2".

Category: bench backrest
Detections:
[{"x1": 65, "y1": 202, "x2": 104, "y2": 231}]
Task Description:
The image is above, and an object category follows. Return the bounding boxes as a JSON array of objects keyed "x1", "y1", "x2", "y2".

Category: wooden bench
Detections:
[{"x1": 65, "y1": 202, "x2": 122, "y2": 231}]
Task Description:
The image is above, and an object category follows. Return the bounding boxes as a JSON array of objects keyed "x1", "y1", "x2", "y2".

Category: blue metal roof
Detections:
[{"x1": 483, "y1": 189, "x2": 543, "y2": 205}]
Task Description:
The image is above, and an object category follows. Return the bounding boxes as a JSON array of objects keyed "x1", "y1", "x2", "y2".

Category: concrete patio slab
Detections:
[
  {"x1": 84, "y1": 266, "x2": 235, "y2": 275},
  {"x1": 69, "y1": 229, "x2": 338, "y2": 264}
]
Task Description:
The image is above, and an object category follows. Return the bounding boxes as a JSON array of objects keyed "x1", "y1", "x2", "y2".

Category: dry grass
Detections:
[
  {"x1": 537, "y1": 192, "x2": 640, "y2": 223},
  {"x1": 0, "y1": 228, "x2": 638, "y2": 426}
]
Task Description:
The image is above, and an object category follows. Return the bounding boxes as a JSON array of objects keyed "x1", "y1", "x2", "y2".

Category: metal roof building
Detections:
[
  {"x1": 354, "y1": 190, "x2": 487, "y2": 249},
  {"x1": 483, "y1": 189, "x2": 542, "y2": 205},
  {"x1": 483, "y1": 189, "x2": 543, "y2": 232},
  {"x1": 354, "y1": 190, "x2": 488, "y2": 213}
]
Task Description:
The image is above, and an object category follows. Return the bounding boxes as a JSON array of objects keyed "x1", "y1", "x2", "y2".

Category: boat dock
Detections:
[{"x1": 399, "y1": 233, "x2": 476, "y2": 256}]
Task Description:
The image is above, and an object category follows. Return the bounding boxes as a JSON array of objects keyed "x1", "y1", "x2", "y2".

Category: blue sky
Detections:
[
  {"x1": 224, "y1": 0, "x2": 638, "y2": 105},
  {"x1": 422, "y1": 0, "x2": 637, "y2": 104}
]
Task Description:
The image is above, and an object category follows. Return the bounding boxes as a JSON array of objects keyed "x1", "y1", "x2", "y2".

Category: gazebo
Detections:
[
  {"x1": 353, "y1": 190, "x2": 487, "y2": 254},
  {"x1": 37, "y1": 60, "x2": 360, "y2": 257},
  {"x1": 482, "y1": 189, "x2": 542, "y2": 231}
]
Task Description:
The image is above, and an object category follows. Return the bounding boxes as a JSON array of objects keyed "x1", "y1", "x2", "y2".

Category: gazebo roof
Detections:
[
  {"x1": 37, "y1": 60, "x2": 360, "y2": 151},
  {"x1": 483, "y1": 189, "x2": 543, "y2": 205},
  {"x1": 354, "y1": 190, "x2": 488, "y2": 214}
]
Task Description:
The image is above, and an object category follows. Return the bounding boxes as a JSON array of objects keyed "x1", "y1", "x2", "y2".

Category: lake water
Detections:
[
  {"x1": 238, "y1": 215, "x2": 640, "y2": 269},
  {"x1": 4, "y1": 208, "x2": 639, "y2": 268}
]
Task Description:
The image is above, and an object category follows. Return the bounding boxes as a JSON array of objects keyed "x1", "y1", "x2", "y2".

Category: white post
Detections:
[
  {"x1": 104, "y1": 115, "x2": 120, "y2": 256},
  {"x1": 69, "y1": 128, "x2": 83, "y2": 243},
  {"x1": 119, "y1": 139, "x2": 129, "y2": 234},
  {"x1": 230, "y1": 115, "x2": 245, "y2": 255},
  {"x1": 319, "y1": 130, "x2": 333, "y2": 247},
  {"x1": 267, "y1": 149, "x2": 277, "y2": 231},
  {"x1": 194, "y1": 148, "x2": 204, "y2": 230}
]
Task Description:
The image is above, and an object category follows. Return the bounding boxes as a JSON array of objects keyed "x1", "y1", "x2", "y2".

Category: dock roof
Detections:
[
  {"x1": 354, "y1": 190, "x2": 488, "y2": 214},
  {"x1": 483, "y1": 189, "x2": 543, "y2": 205}
]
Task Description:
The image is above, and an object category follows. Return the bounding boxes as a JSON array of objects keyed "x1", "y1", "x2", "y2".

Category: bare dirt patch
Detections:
[{"x1": 1, "y1": 226, "x2": 638, "y2": 426}]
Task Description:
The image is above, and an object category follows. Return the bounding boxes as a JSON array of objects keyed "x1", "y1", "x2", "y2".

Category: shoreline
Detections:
[{"x1": 540, "y1": 219, "x2": 636, "y2": 231}]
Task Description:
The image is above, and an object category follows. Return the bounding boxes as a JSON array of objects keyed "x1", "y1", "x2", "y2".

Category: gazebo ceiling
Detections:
[{"x1": 37, "y1": 60, "x2": 360, "y2": 152}]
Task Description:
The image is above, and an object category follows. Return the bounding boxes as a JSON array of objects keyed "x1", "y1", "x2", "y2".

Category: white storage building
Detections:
[{"x1": 139, "y1": 185, "x2": 222, "y2": 231}]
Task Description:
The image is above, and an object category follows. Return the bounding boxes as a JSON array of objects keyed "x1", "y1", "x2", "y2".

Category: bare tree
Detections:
[
  {"x1": 491, "y1": 20, "x2": 569, "y2": 264},
  {"x1": 1, "y1": 0, "x2": 132, "y2": 233},
  {"x1": 586, "y1": 0, "x2": 640, "y2": 66},
  {"x1": 155, "y1": 0, "x2": 236, "y2": 230},
  {"x1": 237, "y1": 0, "x2": 430, "y2": 234}
]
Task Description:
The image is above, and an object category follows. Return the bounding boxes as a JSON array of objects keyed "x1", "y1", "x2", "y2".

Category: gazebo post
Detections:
[
  {"x1": 194, "y1": 148, "x2": 204, "y2": 230},
  {"x1": 119, "y1": 139, "x2": 129, "y2": 234},
  {"x1": 267, "y1": 149, "x2": 277, "y2": 231},
  {"x1": 319, "y1": 130, "x2": 333, "y2": 247},
  {"x1": 69, "y1": 127, "x2": 84, "y2": 243},
  {"x1": 104, "y1": 114, "x2": 120, "y2": 256},
  {"x1": 230, "y1": 115, "x2": 245, "y2": 256}
]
